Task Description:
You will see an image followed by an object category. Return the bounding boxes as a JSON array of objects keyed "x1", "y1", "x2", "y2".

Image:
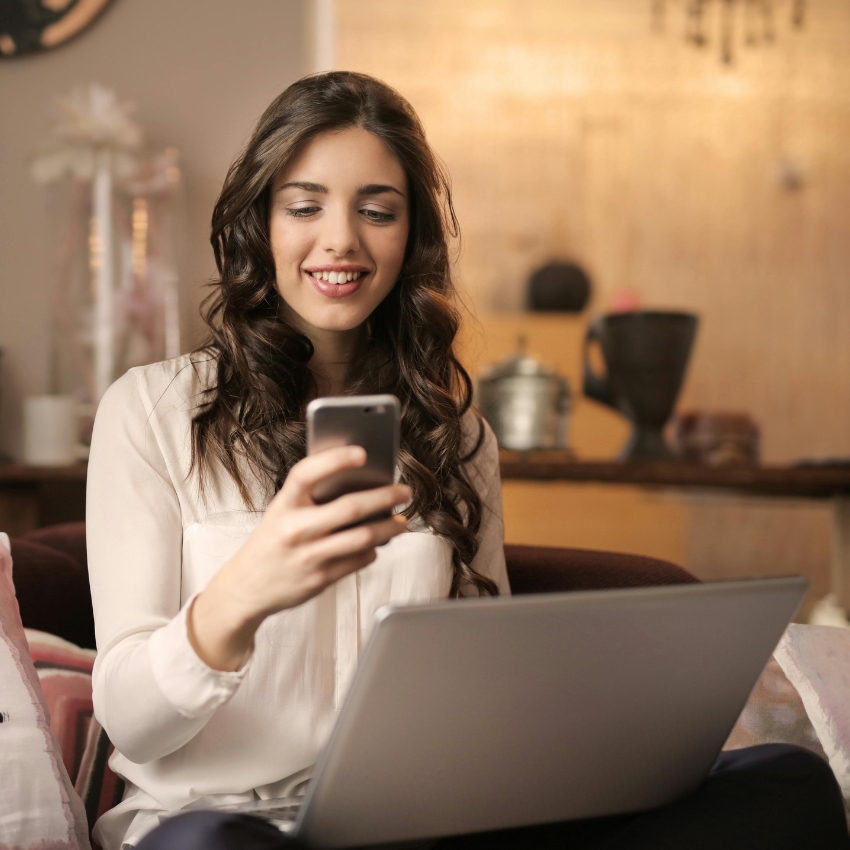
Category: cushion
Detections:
[
  {"x1": 723, "y1": 656, "x2": 826, "y2": 758},
  {"x1": 775, "y1": 624, "x2": 850, "y2": 801},
  {"x1": 25, "y1": 629, "x2": 96, "y2": 784},
  {"x1": 0, "y1": 532, "x2": 91, "y2": 849},
  {"x1": 75, "y1": 717, "x2": 125, "y2": 832},
  {"x1": 24, "y1": 629, "x2": 125, "y2": 834}
]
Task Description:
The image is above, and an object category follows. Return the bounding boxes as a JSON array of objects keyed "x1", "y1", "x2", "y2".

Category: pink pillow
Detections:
[
  {"x1": 0, "y1": 532, "x2": 90, "y2": 849},
  {"x1": 25, "y1": 630, "x2": 96, "y2": 784},
  {"x1": 25, "y1": 628, "x2": 125, "y2": 832}
]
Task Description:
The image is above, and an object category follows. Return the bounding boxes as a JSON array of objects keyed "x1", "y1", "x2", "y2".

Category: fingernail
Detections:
[{"x1": 350, "y1": 446, "x2": 367, "y2": 461}]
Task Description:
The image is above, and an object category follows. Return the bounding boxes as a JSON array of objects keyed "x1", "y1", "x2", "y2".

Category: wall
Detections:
[
  {"x1": 336, "y1": 0, "x2": 850, "y2": 604},
  {"x1": 336, "y1": 0, "x2": 850, "y2": 462},
  {"x1": 0, "y1": 0, "x2": 307, "y2": 458},
  {"x1": 1, "y1": 1, "x2": 845, "y2": 606}
]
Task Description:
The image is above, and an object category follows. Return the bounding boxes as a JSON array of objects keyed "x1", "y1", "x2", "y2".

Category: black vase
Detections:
[{"x1": 582, "y1": 311, "x2": 699, "y2": 461}]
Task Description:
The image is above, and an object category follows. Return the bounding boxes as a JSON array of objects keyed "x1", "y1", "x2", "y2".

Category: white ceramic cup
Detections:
[{"x1": 22, "y1": 395, "x2": 79, "y2": 466}]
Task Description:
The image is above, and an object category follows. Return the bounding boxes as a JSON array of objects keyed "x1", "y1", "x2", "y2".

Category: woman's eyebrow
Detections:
[
  {"x1": 357, "y1": 183, "x2": 405, "y2": 198},
  {"x1": 278, "y1": 181, "x2": 327, "y2": 193}
]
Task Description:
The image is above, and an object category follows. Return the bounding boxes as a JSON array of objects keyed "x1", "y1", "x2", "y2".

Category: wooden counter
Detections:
[{"x1": 499, "y1": 454, "x2": 850, "y2": 500}]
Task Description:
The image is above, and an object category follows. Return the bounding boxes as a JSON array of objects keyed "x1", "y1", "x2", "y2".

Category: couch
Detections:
[
  {"x1": 8, "y1": 522, "x2": 702, "y2": 843},
  {"x1": 11, "y1": 521, "x2": 699, "y2": 650},
  {"x1": 8, "y1": 522, "x2": 835, "y2": 842}
]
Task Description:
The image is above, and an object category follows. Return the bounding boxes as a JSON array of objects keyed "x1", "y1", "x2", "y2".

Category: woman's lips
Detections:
[{"x1": 305, "y1": 269, "x2": 367, "y2": 298}]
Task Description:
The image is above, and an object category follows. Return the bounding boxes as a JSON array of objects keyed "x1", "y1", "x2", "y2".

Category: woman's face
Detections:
[{"x1": 270, "y1": 127, "x2": 410, "y2": 337}]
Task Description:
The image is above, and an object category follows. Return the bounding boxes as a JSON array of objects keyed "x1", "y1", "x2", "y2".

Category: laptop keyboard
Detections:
[{"x1": 212, "y1": 796, "x2": 302, "y2": 830}]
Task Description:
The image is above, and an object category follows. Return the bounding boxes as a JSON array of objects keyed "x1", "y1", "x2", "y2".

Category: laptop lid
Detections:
[{"x1": 295, "y1": 577, "x2": 807, "y2": 848}]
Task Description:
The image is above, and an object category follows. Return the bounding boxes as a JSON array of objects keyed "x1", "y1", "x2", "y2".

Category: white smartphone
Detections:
[{"x1": 306, "y1": 395, "x2": 400, "y2": 523}]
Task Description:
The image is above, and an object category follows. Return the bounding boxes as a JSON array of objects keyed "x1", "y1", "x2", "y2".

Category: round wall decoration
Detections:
[{"x1": 0, "y1": 0, "x2": 115, "y2": 58}]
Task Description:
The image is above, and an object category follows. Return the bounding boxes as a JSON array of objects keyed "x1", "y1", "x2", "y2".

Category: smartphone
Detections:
[{"x1": 306, "y1": 395, "x2": 400, "y2": 523}]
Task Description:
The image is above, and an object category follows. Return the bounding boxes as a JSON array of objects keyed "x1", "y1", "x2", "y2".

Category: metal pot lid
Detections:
[{"x1": 480, "y1": 336, "x2": 559, "y2": 379}]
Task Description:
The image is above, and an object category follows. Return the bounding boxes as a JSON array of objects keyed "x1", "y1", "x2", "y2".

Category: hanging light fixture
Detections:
[{"x1": 652, "y1": 0, "x2": 806, "y2": 64}]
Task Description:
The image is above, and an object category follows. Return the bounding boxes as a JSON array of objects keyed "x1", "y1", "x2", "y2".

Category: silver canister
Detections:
[{"x1": 476, "y1": 337, "x2": 571, "y2": 451}]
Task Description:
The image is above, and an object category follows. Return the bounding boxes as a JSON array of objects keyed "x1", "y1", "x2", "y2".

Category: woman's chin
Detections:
[{"x1": 299, "y1": 306, "x2": 371, "y2": 336}]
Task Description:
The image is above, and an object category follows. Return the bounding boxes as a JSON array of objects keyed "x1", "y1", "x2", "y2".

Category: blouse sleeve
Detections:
[
  {"x1": 462, "y1": 415, "x2": 510, "y2": 596},
  {"x1": 87, "y1": 370, "x2": 250, "y2": 764}
]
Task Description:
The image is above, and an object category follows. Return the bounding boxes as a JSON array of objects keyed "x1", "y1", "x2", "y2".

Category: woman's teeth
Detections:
[{"x1": 309, "y1": 270, "x2": 363, "y2": 284}]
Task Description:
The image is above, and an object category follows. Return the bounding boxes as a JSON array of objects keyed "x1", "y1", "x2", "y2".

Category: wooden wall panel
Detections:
[{"x1": 337, "y1": 0, "x2": 847, "y2": 595}]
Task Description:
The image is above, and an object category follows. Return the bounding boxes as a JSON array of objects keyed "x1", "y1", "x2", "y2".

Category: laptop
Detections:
[{"x1": 212, "y1": 577, "x2": 807, "y2": 848}]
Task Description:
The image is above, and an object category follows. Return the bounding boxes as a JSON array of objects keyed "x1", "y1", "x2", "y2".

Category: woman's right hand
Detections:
[{"x1": 188, "y1": 446, "x2": 410, "y2": 672}]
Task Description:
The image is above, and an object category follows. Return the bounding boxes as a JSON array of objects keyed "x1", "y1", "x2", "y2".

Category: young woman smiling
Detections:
[
  {"x1": 86, "y1": 72, "x2": 506, "y2": 850},
  {"x1": 86, "y1": 73, "x2": 848, "y2": 850}
]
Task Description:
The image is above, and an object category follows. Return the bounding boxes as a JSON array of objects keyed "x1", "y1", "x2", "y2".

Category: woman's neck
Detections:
[{"x1": 304, "y1": 324, "x2": 366, "y2": 398}]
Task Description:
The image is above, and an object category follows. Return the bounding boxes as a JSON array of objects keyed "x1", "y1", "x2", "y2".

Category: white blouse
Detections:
[{"x1": 86, "y1": 354, "x2": 509, "y2": 849}]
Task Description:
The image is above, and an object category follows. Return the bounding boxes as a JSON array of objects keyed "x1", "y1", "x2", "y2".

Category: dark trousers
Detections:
[{"x1": 136, "y1": 745, "x2": 850, "y2": 850}]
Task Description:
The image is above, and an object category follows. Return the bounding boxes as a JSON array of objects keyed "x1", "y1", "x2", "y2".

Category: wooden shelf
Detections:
[
  {"x1": 498, "y1": 453, "x2": 850, "y2": 500},
  {"x1": 0, "y1": 463, "x2": 87, "y2": 536},
  {"x1": 0, "y1": 463, "x2": 88, "y2": 483},
  {"x1": 3, "y1": 458, "x2": 849, "y2": 539}
]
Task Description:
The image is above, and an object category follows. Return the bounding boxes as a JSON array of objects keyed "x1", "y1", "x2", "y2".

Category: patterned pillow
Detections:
[
  {"x1": 775, "y1": 624, "x2": 850, "y2": 803},
  {"x1": 723, "y1": 655, "x2": 826, "y2": 758},
  {"x1": 75, "y1": 716, "x2": 126, "y2": 831},
  {"x1": 0, "y1": 532, "x2": 90, "y2": 849},
  {"x1": 24, "y1": 629, "x2": 125, "y2": 833},
  {"x1": 25, "y1": 629, "x2": 96, "y2": 781}
]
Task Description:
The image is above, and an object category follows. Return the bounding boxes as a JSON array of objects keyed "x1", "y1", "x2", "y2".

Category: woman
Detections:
[
  {"x1": 87, "y1": 70, "x2": 507, "y2": 850},
  {"x1": 88, "y1": 72, "x2": 848, "y2": 850}
]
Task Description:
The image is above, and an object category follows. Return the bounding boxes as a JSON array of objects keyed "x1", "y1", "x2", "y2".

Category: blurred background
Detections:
[{"x1": 2, "y1": 0, "x2": 849, "y2": 614}]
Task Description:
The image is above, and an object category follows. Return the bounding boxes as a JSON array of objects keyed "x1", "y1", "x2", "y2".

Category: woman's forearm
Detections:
[{"x1": 188, "y1": 577, "x2": 265, "y2": 673}]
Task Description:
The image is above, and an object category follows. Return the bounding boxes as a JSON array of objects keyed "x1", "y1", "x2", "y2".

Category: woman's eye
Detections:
[
  {"x1": 286, "y1": 206, "x2": 321, "y2": 218},
  {"x1": 361, "y1": 209, "x2": 397, "y2": 223}
]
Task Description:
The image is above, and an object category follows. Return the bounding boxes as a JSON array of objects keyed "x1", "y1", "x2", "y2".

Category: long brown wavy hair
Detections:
[{"x1": 191, "y1": 71, "x2": 497, "y2": 597}]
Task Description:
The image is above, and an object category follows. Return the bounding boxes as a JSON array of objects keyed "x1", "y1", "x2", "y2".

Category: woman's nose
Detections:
[{"x1": 320, "y1": 205, "x2": 360, "y2": 256}]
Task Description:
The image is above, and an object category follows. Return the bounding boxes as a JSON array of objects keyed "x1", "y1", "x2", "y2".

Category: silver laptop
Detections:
[{"x1": 214, "y1": 577, "x2": 807, "y2": 848}]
